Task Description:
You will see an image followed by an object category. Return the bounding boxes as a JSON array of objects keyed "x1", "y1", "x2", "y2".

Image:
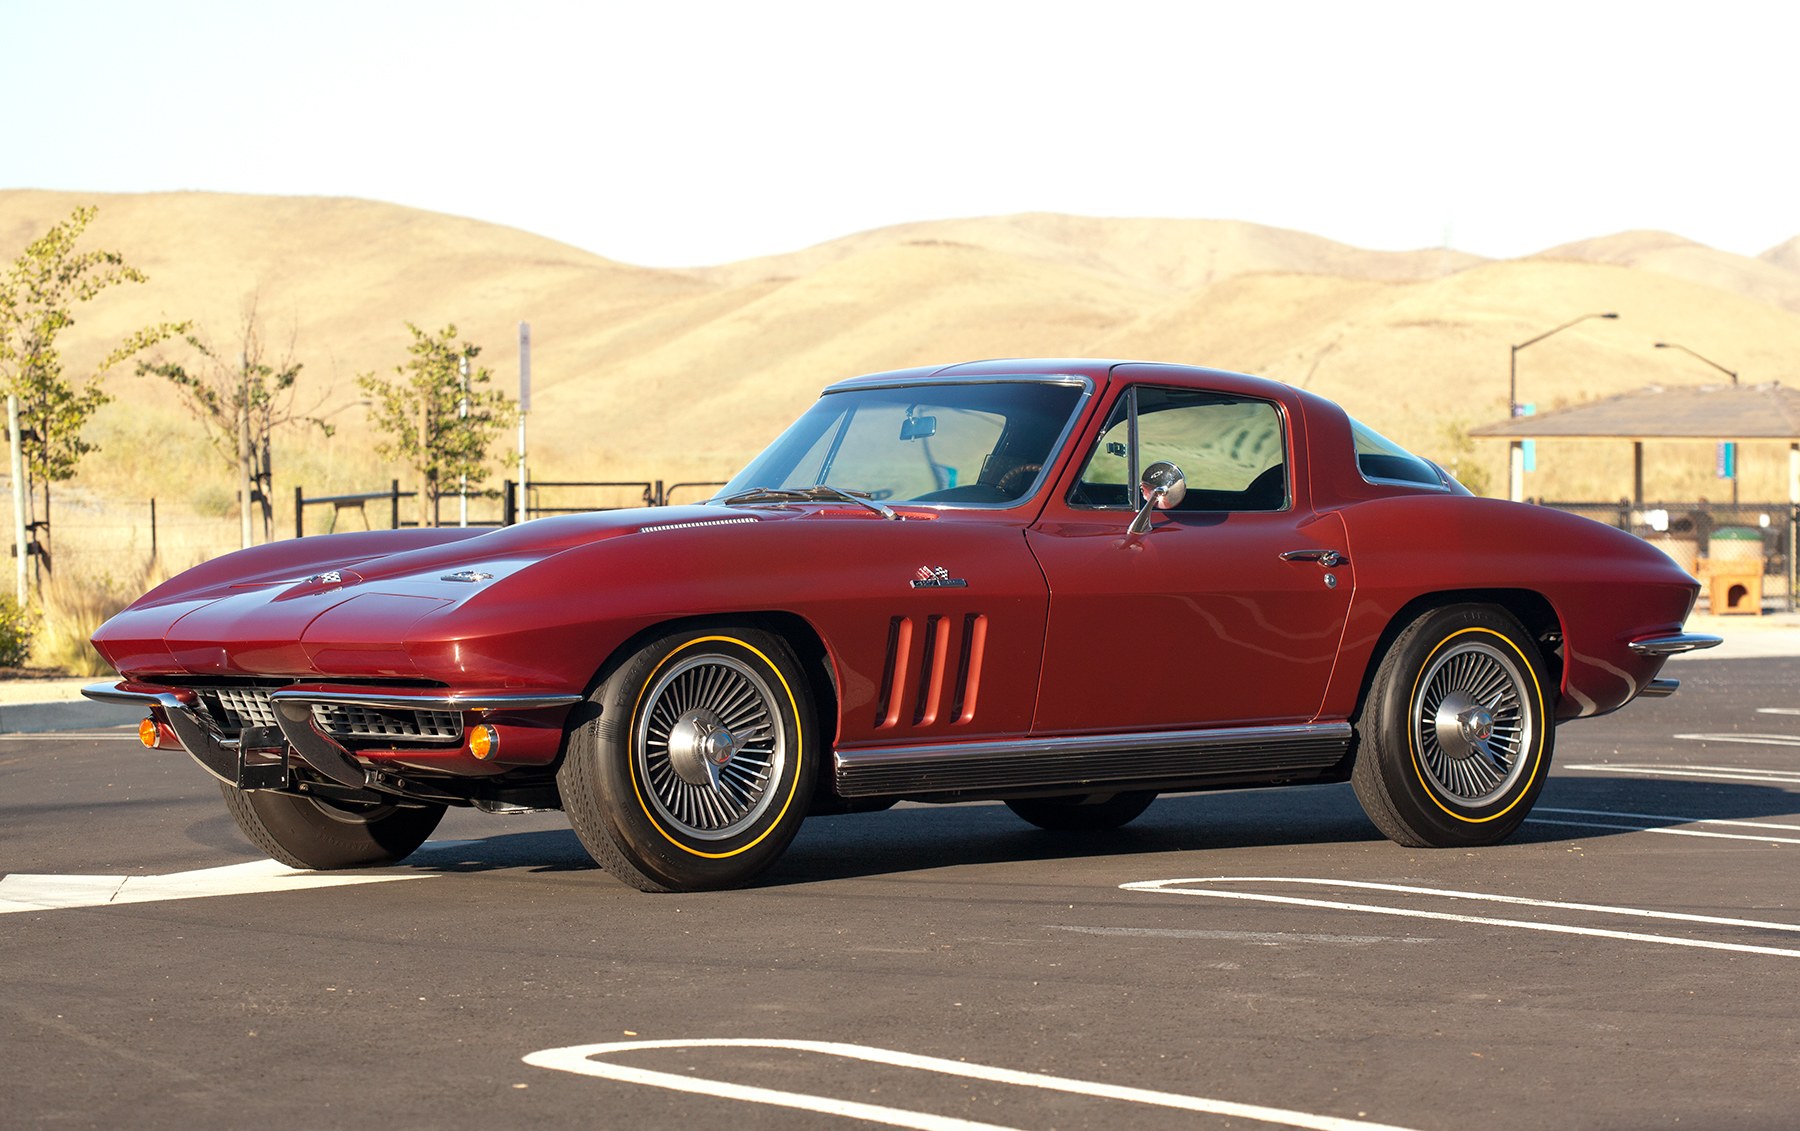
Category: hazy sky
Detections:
[{"x1": 3, "y1": 0, "x2": 1793, "y2": 267}]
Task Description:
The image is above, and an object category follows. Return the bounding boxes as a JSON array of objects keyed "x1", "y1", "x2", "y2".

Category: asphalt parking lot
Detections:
[{"x1": 3, "y1": 652, "x2": 1797, "y2": 1131}]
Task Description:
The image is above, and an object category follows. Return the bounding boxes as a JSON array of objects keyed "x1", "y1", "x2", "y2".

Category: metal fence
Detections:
[
  {"x1": 293, "y1": 478, "x2": 732, "y2": 536},
  {"x1": 1538, "y1": 498, "x2": 1798, "y2": 613}
]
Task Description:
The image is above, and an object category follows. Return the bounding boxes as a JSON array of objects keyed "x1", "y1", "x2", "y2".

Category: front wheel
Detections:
[
  {"x1": 558, "y1": 627, "x2": 816, "y2": 892},
  {"x1": 221, "y1": 785, "x2": 445, "y2": 869},
  {"x1": 1351, "y1": 604, "x2": 1554, "y2": 848}
]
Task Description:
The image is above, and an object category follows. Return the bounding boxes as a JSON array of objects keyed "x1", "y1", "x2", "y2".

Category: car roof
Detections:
[{"x1": 823, "y1": 358, "x2": 1294, "y2": 399}]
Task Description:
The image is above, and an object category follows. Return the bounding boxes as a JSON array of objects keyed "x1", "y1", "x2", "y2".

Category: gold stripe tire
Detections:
[
  {"x1": 1351, "y1": 604, "x2": 1555, "y2": 848},
  {"x1": 558, "y1": 626, "x2": 816, "y2": 892}
]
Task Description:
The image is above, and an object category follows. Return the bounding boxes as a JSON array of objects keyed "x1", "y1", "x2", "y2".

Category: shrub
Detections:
[{"x1": 0, "y1": 593, "x2": 38, "y2": 667}]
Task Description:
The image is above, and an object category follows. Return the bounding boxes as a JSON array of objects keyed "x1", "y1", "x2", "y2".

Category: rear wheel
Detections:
[
  {"x1": 1005, "y1": 790, "x2": 1157, "y2": 832},
  {"x1": 1351, "y1": 604, "x2": 1554, "y2": 847},
  {"x1": 558, "y1": 627, "x2": 816, "y2": 892},
  {"x1": 221, "y1": 785, "x2": 444, "y2": 869}
]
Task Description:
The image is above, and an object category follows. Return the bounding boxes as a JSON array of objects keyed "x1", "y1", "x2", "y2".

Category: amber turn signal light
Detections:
[
  {"x1": 138, "y1": 717, "x2": 159, "y2": 748},
  {"x1": 469, "y1": 724, "x2": 498, "y2": 760}
]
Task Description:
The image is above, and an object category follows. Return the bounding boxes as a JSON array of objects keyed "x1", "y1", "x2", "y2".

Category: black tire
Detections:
[
  {"x1": 1005, "y1": 790, "x2": 1157, "y2": 832},
  {"x1": 1351, "y1": 604, "x2": 1554, "y2": 848},
  {"x1": 557, "y1": 626, "x2": 816, "y2": 892},
  {"x1": 220, "y1": 784, "x2": 445, "y2": 869}
]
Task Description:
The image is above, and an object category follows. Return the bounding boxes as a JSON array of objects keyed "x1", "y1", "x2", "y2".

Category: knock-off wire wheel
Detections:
[
  {"x1": 637, "y1": 653, "x2": 785, "y2": 840},
  {"x1": 1411, "y1": 639, "x2": 1534, "y2": 806},
  {"x1": 558, "y1": 628, "x2": 816, "y2": 892},
  {"x1": 1351, "y1": 605, "x2": 1554, "y2": 849}
]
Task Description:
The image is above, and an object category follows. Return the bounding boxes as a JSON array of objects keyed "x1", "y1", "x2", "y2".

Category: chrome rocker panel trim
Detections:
[
  {"x1": 833, "y1": 722, "x2": 1354, "y2": 798},
  {"x1": 1627, "y1": 633, "x2": 1724, "y2": 656}
]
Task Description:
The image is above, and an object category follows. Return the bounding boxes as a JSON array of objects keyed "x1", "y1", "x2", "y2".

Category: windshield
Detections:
[{"x1": 716, "y1": 380, "x2": 1087, "y2": 507}]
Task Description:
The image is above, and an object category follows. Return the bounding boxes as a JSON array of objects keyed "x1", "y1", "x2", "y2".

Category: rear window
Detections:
[{"x1": 1350, "y1": 420, "x2": 1445, "y2": 489}]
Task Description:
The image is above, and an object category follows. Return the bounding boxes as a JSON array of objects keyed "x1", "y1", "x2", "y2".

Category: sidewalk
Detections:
[
  {"x1": 0, "y1": 676, "x2": 138, "y2": 734},
  {"x1": 4, "y1": 610, "x2": 1797, "y2": 734}
]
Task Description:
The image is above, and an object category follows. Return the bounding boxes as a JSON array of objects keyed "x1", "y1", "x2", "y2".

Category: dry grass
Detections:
[{"x1": 28, "y1": 562, "x2": 157, "y2": 677}]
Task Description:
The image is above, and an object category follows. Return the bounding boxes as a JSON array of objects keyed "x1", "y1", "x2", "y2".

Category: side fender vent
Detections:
[{"x1": 874, "y1": 613, "x2": 989, "y2": 731}]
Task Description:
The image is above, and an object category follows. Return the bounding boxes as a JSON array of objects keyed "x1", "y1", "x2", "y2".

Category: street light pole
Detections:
[
  {"x1": 1656, "y1": 342, "x2": 1743, "y2": 505},
  {"x1": 1509, "y1": 311, "x2": 1620, "y2": 417},
  {"x1": 1653, "y1": 341, "x2": 1738, "y2": 385},
  {"x1": 1505, "y1": 312, "x2": 1619, "y2": 503}
]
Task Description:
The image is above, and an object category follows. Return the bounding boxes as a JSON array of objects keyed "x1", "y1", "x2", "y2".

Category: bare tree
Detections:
[{"x1": 136, "y1": 297, "x2": 334, "y2": 543}]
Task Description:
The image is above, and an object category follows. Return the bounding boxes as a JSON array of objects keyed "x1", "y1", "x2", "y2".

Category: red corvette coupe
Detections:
[{"x1": 88, "y1": 359, "x2": 1717, "y2": 891}]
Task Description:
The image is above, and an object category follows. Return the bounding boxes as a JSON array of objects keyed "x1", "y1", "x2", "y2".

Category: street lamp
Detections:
[
  {"x1": 1654, "y1": 341, "x2": 1738, "y2": 385},
  {"x1": 1509, "y1": 312, "x2": 1620, "y2": 417}
]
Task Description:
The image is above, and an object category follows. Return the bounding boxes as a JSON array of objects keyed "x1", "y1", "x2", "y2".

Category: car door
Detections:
[{"x1": 1026, "y1": 382, "x2": 1354, "y2": 735}]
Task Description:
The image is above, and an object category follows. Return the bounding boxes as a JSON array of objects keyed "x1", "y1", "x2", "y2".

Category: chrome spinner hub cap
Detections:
[
  {"x1": 1434, "y1": 691, "x2": 1495, "y2": 759},
  {"x1": 667, "y1": 709, "x2": 738, "y2": 789}
]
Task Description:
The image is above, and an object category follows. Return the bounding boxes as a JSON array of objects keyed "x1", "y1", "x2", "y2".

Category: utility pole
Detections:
[
  {"x1": 418, "y1": 385, "x2": 432, "y2": 528},
  {"x1": 518, "y1": 321, "x2": 531, "y2": 523},
  {"x1": 239, "y1": 351, "x2": 253, "y2": 549},
  {"x1": 8, "y1": 396, "x2": 26, "y2": 604},
  {"x1": 458, "y1": 356, "x2": 470, "y2": 527}
]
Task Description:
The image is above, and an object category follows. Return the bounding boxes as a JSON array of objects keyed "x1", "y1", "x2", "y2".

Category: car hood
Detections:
[{"x1": 92, "y1": 506, "x2": 764, "y2": 675}]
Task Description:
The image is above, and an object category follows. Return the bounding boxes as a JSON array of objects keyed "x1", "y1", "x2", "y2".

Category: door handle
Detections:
[{"x1": 1280, "y1": 548, "x2": 1346, "y2": 568}]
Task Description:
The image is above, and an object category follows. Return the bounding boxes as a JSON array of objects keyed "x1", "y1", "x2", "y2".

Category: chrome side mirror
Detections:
[{"x1": 1128, "y1": 461, "x2": 1186, "y2": 534}]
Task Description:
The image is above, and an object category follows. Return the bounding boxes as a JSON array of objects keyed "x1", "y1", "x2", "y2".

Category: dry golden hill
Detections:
[
  {"x1": 5, "y1": 188, "x2": 1800, "y2": 538},
  {"x1": 1763, "y1": 235, "x2": 1800, "y2": 275},
  {"x1": 1539, "y1": 230, "x2": 1800, "y2": 313},
  {"x1": 699, "y1": 211, "x2": 1487, "y2": 291}
]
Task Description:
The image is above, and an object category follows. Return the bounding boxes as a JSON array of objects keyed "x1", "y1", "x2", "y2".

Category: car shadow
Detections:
[
  {"x1": 326, "y1": 772, "x2": 1800, "y2": 888},
  {"x1": 1508, "y1": 771, "x2": 1800, "y2": 844}
]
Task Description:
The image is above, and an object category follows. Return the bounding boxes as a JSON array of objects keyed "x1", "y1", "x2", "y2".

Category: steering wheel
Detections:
[{"x1": 995, "y1": 462, "x2": 1043, "y2": 498}]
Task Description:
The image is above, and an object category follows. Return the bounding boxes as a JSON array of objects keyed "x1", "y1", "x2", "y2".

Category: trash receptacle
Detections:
[{"x1": 1707, "y1": 526, "x2": 1765, "y2": 614}]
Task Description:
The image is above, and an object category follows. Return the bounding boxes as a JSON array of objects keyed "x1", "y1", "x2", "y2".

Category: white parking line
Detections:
[
  {"x1": 1527, "y1": 806, "x2": 1800, "y2": 844},
  {"x1": 0, "y1": 859, "x2": 427, "y2": 914},
  {"x1": 1120, "y1": 878, "x2": 1800, "y2": 959},
  {"x1": 1755, "y1": 708, "x2": 1800, "y2": 716},
  {"x1": 1674, "y1": 733, "x2": 1800, "y2": 748},
  {"x1": 1049, "y1": 925, "x2": 1434, "y2": 946},
  {"x1": 1563, "y1": 763, "x2": 1800, "y2": 785},
  {"x1": 523, "y1": 1038, "x2": 1421, "y2": 1131}
]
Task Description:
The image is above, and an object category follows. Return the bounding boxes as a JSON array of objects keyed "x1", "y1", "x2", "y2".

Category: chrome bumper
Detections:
[
  {"x1": 82, "y1": 682, "x2": 580, "y2": 790},
  {"x1": 1637, "y1": 678, "x2": 1681, "y2": 698},
  {"x1": 1628, "y1": 633, "x2": 1724, "y2": 657}
]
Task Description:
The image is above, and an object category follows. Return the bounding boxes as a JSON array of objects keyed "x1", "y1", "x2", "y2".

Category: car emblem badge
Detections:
[
  {"x1": 441, "y1": 570, "x2": 495, "y2": 583},
  {"x1": 910, "y1": 565, "x2": 968, "y2": 590},
  {"x1": 313, "y1": 570, "x2": 342, "y2": 584}
]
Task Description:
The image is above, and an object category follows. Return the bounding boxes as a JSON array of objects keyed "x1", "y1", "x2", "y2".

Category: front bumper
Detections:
[{"x1": 83, "y1": 681, "x2": 581, "y2": 790}]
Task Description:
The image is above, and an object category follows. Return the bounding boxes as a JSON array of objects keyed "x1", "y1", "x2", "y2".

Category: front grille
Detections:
[
  {"x1": 206, "y1": 687, "x2": 280, "y2": 730},
  {"x1": 196, "y1": 687, "x2": 463, "y2": 746},
  {"x1": 311, "y1": 702, "x2": 462, "y2": 741}
]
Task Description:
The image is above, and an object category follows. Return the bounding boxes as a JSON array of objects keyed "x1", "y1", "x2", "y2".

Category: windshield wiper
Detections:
[{"x1": 719, "y1": 485, "x2": 899, "y2": 521}]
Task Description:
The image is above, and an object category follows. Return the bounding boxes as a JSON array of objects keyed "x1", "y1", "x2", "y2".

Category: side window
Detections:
[{"x1": 1070, "y1": 386, "x2": 1287, "y2": 511}]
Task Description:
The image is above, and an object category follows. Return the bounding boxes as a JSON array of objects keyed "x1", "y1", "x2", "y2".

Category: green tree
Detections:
[
  {"x1": 1435, "y1": 419, "x2": 1493, "y2": 496},
  {"x1": 357, "y1": 323, "x2": 512, "y2": 527},
  {"x1": 0, "y1": 206, "x2": 183, "y2": 581},
  {"x1": 137, "y1": 298, "x2": 334, "y2": 544}
]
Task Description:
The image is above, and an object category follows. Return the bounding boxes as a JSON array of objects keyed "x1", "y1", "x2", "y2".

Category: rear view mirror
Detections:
[{"x1": 899, "y1": 415, "x2": 937, "y2": 441}]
